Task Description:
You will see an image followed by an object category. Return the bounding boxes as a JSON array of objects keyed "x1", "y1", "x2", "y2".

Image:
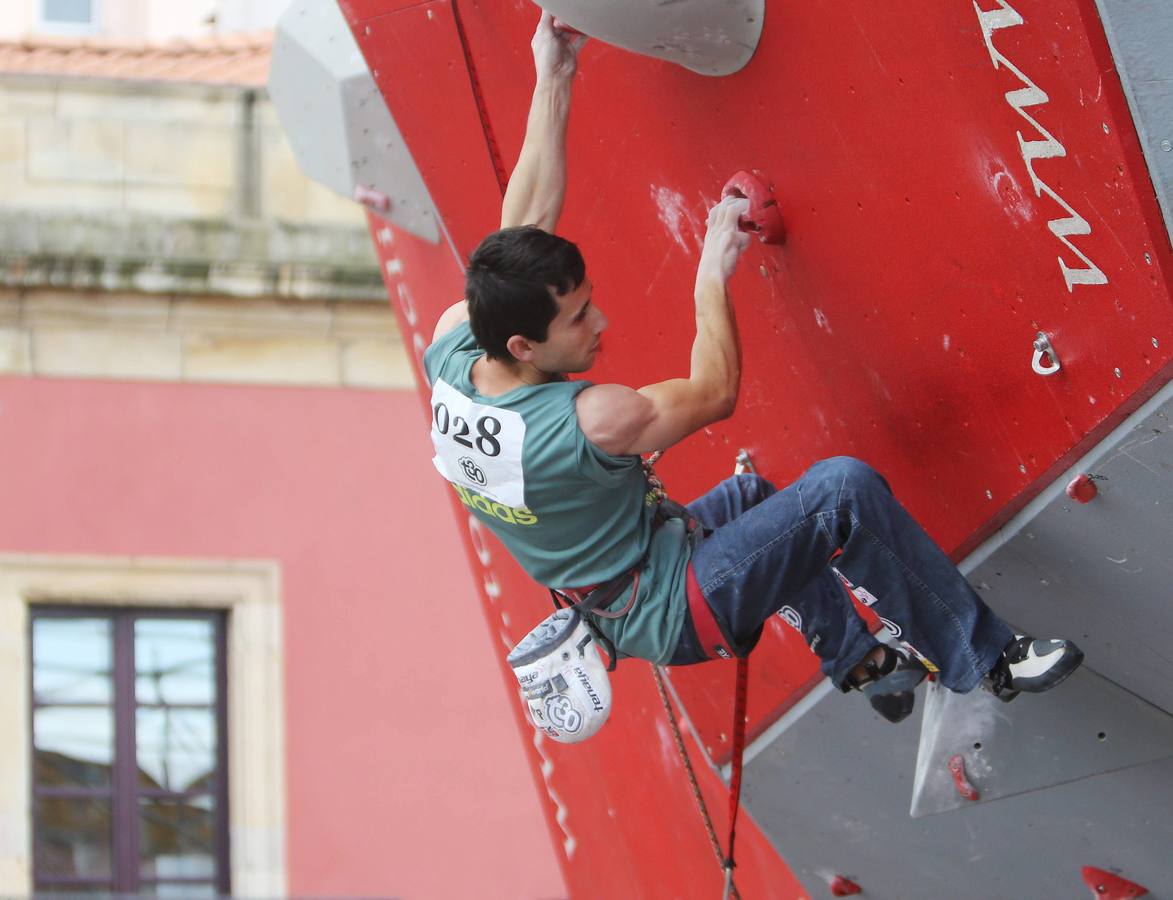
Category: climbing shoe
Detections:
[
  {"x1": 846, "y1": 645, "x2": 928, "y2": 724},
  {"x1": 985, "y1": 635, "x2": 1084, "y2": 702}
]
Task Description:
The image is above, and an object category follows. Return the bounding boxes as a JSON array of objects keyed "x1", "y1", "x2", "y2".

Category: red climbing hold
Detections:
[
  {"x1": 829, "y1": 874, "x2": 862, "y2": 896},
  {"x1": 947, "y1": 754, "x2": 980, "y2": 801},
  {"x1": 1066, "y1": 474, "x2": 1099, "y2": 503},
  {"x1": 353, "y1": 184, "x2": 391, "y2": 212},
  {"x1": 1080, "y1": 866, "x2": 1149, "y2": 899},
  {"x1": 551, "y1": 17, "x2": 584, "y2": 36},
  {"x1": 722, "y1": 170, "x2": 786, "y2": 245}
]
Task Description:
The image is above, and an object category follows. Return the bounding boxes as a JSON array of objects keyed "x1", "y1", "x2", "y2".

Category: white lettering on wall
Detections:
[
  {"x1": 466, "y1": 515, "x2": 577, "y2": 861},
  {"x1": 534, "y1": 731, "x2": 578, "y2": 860},
  {"x1": 974, "y1": 0, "x2": 1108, "y2": 292},
  {"x1": 388, "y1": 275, "x2": 427, "y2": 374}
]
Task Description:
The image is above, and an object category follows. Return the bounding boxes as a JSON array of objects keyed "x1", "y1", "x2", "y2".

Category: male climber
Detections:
[{"x1": 423, "y1": 13, "x2": 1083, "y2": 722}]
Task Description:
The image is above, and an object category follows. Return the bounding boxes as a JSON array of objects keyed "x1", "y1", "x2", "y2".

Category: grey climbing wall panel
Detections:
[
  {"x1": 1093, "y1": 0, "x2": 1173, "y2": 243},
  {"x1": 534, "y1": 0, "x2": 764, "y2": 77},
  {"x1": 910, "y1": 670, "x2": 1173, "y2": 817},
  {"x1": 741, "y1": 690, "x2": 1173, "y2": 897},
  {"x1": 268, "y1": 0, "x2": 440, "y2": 242},
  {"x1": 967, "y1": 384, "x2": 1173, "y2": 718},
  {"x1": 739, "y1": 383, "x2": 1173, "y2": 895}
]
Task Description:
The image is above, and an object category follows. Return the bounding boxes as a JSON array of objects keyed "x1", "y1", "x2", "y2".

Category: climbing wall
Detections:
[
  {"x1": 326, "y1": 0, "x2": 1173, "y2": 895},
  {"x1": 738, "y1": 385, "x2": 1173, "y2": 896}
]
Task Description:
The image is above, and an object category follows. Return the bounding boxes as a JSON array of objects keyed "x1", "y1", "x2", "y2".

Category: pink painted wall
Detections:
[{"x1": 0, "y1": 375, "x2": 566, "y2": 900}]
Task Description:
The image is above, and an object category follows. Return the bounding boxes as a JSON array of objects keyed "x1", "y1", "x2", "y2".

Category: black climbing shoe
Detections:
[
  {"x1": 985, "y1": 635, "x2": 1084, "y2": 702},
  {"x1": 846, "y1": 645, "x2": 928, "y2": 724}
]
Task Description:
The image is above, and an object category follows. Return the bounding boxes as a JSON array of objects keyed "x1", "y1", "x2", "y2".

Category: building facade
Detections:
[
  {"x1": 0, "y1": 0, "x2": 290, "y2": 43},
  {"x1": 0, "y1": 4, "x2": 565, "y2": 897}
]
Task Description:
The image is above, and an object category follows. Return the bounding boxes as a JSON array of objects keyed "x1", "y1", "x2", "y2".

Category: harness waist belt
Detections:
[
  {"x1": 685, "y1": 564, "x2": 737, "y2": 660},
  {"x1": 555, "y1": 504, "x2": 738, "y2": 656},
  {"x1": 556, "y1": 569, "x2": 641, "y2": 620}
]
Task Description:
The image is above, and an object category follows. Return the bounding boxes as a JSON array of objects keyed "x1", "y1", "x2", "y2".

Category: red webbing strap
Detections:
[
  {"x1": 724, "y1": 657, "x2": 750, "y2": 893},
  {"x1": 685, "y1": 564, "x2": 736, "y2": 660}
]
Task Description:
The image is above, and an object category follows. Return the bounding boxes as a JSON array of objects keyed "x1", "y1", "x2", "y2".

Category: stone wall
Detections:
[
  {"x1": 0, "y1": 70, "x2": 405, "y2": 388},
  {"x1": 1, "y1": 75, "x2": 383, "y2": 300},
  {"x1": 0, "y1": 287, "x2": 413, "y2": 388}
]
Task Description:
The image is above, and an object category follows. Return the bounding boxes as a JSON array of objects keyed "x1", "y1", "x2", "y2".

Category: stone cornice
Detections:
[{"x1": 0, "y1": 208, "x2": 383, "y2": 300}]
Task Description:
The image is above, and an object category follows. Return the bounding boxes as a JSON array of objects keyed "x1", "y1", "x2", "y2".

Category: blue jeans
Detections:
[{"x1": 668, "y1": 457, "x2": 1013, "y2": 693}]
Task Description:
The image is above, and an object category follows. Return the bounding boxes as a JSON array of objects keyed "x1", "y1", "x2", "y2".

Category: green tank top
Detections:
[{"x1": 424, "y1": 322, "x2": 689, "y2": 664}]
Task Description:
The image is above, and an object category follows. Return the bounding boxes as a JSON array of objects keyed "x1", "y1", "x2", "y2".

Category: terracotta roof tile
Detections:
[{"x1": 0, "y1": 32, "x2": 272, "y2": 86}]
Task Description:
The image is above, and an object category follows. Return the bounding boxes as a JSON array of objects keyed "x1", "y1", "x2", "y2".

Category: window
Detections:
[
  {"x1": 38, "y1": 0, "x2": 98, "y2": 33},
  {"x1": 1, "y1": 554, "x2": 285, "y2": 896},
  {"x1": 30, "y1": 608, "x2": 229, "y2": 896}
]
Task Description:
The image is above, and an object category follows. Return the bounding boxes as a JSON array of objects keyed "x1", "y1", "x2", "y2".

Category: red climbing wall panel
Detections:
[{"x1": 345, "y1": 0, "x2": 1173, "y2": 895}]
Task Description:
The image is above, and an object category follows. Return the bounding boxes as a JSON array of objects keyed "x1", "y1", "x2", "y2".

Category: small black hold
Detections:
[
  {"x1": 1098, "y1": 731, "x2": 1107, "y2": 741},
  {"x1": 973, "y1": 742, "x2": 983, "y2": 751}
]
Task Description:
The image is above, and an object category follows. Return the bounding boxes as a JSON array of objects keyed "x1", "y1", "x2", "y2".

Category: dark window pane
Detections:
[
  {"x1": 31, "y1": 886, "x2": 114, "y2": 897},
  {"x1": 136, "y1": 708, "x2": 217, "y2": 792},
  {"x1": 42, "y1": 0, "x2": 93, "y2": 24},
  {"x1": 34, "y1": 707, "x2": 113, "y2": 787},
  {"x1": 139, "y1": 796, "x2": 217, "y2": 882},
  {"x1": 147, "y1": 884, "x2": 218, "y2": 898},
  {"x1": 135, "y1": 619, "x2": 215, "y2": 706},
  {"x1": 34, "y1": 796, "x2": 112, "y2": 878},
  {"x1": 32, "y1": 611, "x2": 228, "y2": 895},
  {"x1": 33, "y1": 618, "x2": 112, "y2": 704}
]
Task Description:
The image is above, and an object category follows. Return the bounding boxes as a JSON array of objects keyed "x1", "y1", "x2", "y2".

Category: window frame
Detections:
[
  {"x1": 0, "y1": 554, "x2": 287, "y2": 898},
  {"x1": 36, "y1": 0, "x2": 101, "y2": 35},
  {"x1": 29, "y1": 606, "x2": 231, "y2": 895}
]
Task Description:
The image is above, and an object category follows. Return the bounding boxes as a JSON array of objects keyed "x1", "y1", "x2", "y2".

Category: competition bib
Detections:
[{"x1": 429, "y1": 378, "x2": 527, "y2": 507}]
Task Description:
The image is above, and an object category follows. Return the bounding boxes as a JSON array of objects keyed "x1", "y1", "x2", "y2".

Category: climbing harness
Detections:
[
  {"x1": 546, "y1": 544, "x2": 646, "y2": 674},
  {"x1": 547, "y1": 449, "x2": 697, "y2": 669},
  {"x1": 551, "y1": 569, "x2": 642, "y2": 620}
]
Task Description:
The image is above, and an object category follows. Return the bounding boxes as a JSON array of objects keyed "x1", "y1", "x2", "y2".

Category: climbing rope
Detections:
[
  {"x1": 725, "y1": 657, "x2": 750, "y2": 896},
  {"x1": 647, "y1": 666, "x2": 736, "y2": 896},
  {"x1": 652, "y1": 661, "x2": 750, "y2": 898},
  {"x1": 648, "y1": 448, "x2": 752, "y2": 898},
  {"x1": 641, "y1": 449, "x2": 667, "y2": 502},
  {"x1": 449, "y1": 1, "x2": 509, "y2": 197}
]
